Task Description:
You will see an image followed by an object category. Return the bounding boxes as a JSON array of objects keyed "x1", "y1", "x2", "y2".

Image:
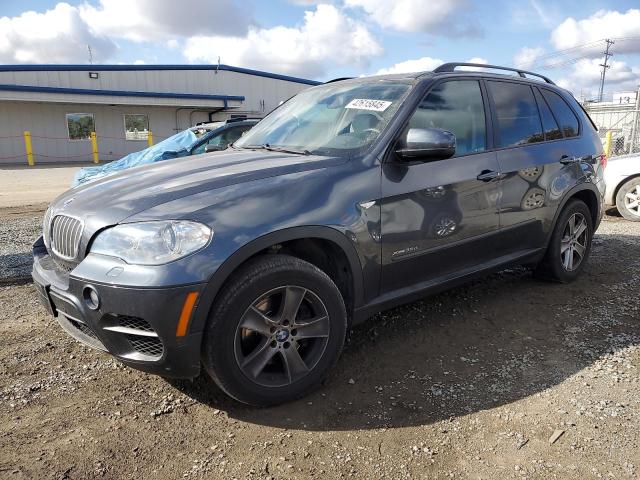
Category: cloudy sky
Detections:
[{"x1": 1, "y1": 0, "x2": 639, "y2": 99}]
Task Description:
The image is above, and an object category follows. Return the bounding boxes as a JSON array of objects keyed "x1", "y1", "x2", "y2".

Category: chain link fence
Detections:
[{"x1": 583, "y1": 90, "x2": 640, "y2": 157}]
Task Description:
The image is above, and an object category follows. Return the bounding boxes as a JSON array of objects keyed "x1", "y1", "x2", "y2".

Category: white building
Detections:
[{"x1": 0, "y1": 64, "x2": 319, "y2": 165}]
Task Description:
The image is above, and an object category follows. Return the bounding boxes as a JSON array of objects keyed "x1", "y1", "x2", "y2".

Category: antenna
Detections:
[
  {"x1": 87, "y1": 44, "x2": 93, "y2": 65},
  {"x1": 598, "y1": 39, "x2": 614, "y2": 102}
]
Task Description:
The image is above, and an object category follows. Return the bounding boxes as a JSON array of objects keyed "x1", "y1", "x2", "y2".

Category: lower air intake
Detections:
[{"x1": 127, "y1": 335, "x2": 164, "y2": 358}]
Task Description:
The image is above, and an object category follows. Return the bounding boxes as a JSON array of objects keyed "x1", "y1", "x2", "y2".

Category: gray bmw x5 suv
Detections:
[{"x1": 33, "y1": 63, "x2": 606, "y2": 406}]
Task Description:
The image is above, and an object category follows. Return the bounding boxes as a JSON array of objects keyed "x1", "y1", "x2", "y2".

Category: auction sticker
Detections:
[{"x1": 345, "y1": 98, "x2": 392, "y2": 112}]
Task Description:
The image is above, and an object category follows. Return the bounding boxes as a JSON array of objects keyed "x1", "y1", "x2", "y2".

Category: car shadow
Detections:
[{"x1": 169, "y1": 234, "x2": 640, "y2": 431}]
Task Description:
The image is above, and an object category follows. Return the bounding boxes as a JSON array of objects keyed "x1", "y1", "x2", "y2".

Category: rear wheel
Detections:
[
  {"x1": 615, "y1": 177, "x2": 640, "y2": 221},
  {"x1": 201, "y1": 254, "x2": 347, "y2": 406},
  {"x1": 534, "y1": 199, "x2": 593, "y2": 282}
]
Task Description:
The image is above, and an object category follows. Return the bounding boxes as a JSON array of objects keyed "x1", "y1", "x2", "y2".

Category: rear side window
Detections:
[
  {"x1": 533, "y1": 88, "x2": 562, "y2": 140},
  {"x1": 487, "y1": 81, "x2": 543, "y2": 147},
  {"x1": 409, "y1": 80, "x2": 486, "y2": 156},
  {"x1": 540, "y1": 89, "x2": 580, "y2": 137}
]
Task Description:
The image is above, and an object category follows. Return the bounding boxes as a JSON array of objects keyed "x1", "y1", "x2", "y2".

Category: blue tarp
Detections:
[{"x1": 72, "y1": 129, "x2": 199, "y2": 187}]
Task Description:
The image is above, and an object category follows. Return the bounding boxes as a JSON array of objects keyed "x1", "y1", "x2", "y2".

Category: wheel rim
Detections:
[
  {"x1": 624, "y1": 184, "x2": 640, "y2": 217},
  {"x1": 560, "y1": 212, "x2": 588, "y2": 272},
  {"x1": 234, "y1": 285, "x2": 330, "y2": 388},
  {"x1": 435, "y1": 216, "x2": 457, "y2": 237}
]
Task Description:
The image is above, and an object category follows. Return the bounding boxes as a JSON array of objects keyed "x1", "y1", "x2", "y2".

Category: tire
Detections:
[
  {"x1": 534, "y1": 199, "x2": 594, "y2": 283},
  {"x1": 615, "y1": 177, "x2": 640, "y2": 222},
  {"x1": 201, "y1": 254, "x2": 347, "y2": 406}
]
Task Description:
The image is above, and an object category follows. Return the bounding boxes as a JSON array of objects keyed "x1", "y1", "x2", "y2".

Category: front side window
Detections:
[
  {"x1": 409, "y1": 80, "x2": 486, "y2": 156},
  {"x1": 124, "y1": 114, "x2": 150, "y2": 141},
  {"x1": 488, "y1": 81, "x2": 544, "y2": 147},
  {"x1": 235, "y1": 81, "x2": 411, "y2": 156},
  {"x1": 66, "y1": 113, "x2": 95, "y2": 140},
  {"x1": 541, "y1": 89, "x2": 580, "y2": 138}
]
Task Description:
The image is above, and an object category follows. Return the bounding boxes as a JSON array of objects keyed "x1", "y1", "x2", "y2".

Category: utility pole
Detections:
[
  {"x1": 598, "y1": 39, "x2": 614, "y2": 102},
  {"x1": 87, "y1": 45, "x2": 93, "y2": 65}
]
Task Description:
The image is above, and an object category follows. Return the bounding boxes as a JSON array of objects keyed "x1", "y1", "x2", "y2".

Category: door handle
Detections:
[
  {"x1": 559, "y1": 154, "x2": 580, "y2": 165},
  {"x1": 477, "y1": 170, "x2": 501, "y2": 182}
]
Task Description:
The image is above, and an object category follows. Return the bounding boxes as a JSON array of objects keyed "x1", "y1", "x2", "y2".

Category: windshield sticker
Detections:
[{"x1": 345, "y1": 98, "x2": 393, "y2": 112}]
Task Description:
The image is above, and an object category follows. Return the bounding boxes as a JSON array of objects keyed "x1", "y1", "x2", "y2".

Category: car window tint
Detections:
[
  {"x1": 409, "y1": 80, "x2": 486, "y2": 156},
  {"x1": 541, "y1": 89, "x2": 580, "y2": 138},
  {"x1": 533, "y1": 88, "x2": 562, "y2": 140},
  {"x1": 487, "y1": 81, "x2": 544, "y2": 147}
]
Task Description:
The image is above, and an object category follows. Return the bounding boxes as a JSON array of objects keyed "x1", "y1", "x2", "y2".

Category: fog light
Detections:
[{"x1": 83, "y1": 286, "x2": 100, "y2": 310}]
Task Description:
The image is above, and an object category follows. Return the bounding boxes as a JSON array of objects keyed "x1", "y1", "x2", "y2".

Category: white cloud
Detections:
[
  {"x1": 458, "y1": 56, "x2": 488, "y2": 71},
  {"x1": 0, "y1": 3, "x2": 116, "y2": 63},
  {"x1": 556, "y1": 58, "x2": 640, "y2": 97},
  {"x1": 0, "y1": 0, "x2": 251, "y2": 64},
  {"x1": 375, "y1": 56, "x2": 443, "y2": 75},
  {"x1": 513, "y1": 46, "x2": 545, "y2": 68},
  {"x1": 184, "y1": 4, "x2": 382, "y2": 78},
  {"x1": 551, "y1": 9, "x2": 640, "y2": 54},
  {"x1": 375, "y1": 56, "x2": 487, "y2": 75},
  {"x1": 79, "y1": 0, "x2": 250, "y2": 43},
  {"x1": 345, "y1": 0, "x2": 479, "y2": 36}
]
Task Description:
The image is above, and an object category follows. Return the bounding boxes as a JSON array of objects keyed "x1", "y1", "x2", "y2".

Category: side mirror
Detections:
[
  {"x1": 395, "y1": 128, "x2": 456, "y2": 161},
  {"x1": 205, "y1": 144, "x2": 225, "y2": 153}
]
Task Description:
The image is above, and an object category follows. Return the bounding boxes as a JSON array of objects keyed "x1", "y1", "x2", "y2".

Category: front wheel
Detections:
[
  {"x1": 534, "y1": 199, "x2": 594, "y2": 282},
  {"x1": 201, "y1": 254, "x2": 347, "y2": 406},
  {"x1": 615, "y1": 177, "x2": 640, "y2": 221}
]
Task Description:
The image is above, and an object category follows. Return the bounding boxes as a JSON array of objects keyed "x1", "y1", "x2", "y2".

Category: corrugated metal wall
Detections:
[
  {"x1": 0, "y1": 69, "x2": 309, "y2": 114},
  {"x1": 0, "y1": 68, "x2": 314, "y2": 165},
  {"x1": 0, "y1": 102, "x2": 198, "y2": 164}
]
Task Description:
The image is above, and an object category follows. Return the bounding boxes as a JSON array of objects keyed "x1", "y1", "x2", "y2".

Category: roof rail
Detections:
[
  {"x1": 324, "y1": 77, "x2": 354, "y2": 84},
  {"x1": 433, "y1": 63, "x2": 555, "y2": 85}
]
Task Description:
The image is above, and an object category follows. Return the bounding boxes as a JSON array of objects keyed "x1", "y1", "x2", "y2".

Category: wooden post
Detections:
[
  {"x1": 90, "y1": 131, "x2": 99, "y2": 164},
  {"x1": 23, "y1": 131, "x2": 34, "y2": 166}
]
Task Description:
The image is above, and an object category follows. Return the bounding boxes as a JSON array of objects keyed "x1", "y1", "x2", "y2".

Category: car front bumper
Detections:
[{"x1": 32, "y1": 237, "x2": 206, "y2": 378}]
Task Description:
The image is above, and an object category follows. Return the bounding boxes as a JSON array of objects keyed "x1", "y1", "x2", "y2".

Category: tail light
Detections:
[{"x1": 598, "y1": 153, "x2": 607, "y2": 169}]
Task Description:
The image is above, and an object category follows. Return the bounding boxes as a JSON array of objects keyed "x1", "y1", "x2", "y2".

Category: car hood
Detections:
[{"x1": 50, "y1": 149, "x2": 344, "y2": 229}]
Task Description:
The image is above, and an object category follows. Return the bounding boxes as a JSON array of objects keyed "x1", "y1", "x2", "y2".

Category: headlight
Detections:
[{"x1": 90, "y1": 221, "x2": 212, "y2": 265}]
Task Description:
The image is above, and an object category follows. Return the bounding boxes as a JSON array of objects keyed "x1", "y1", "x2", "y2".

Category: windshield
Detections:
[{"x1": 235, "y1": 80, "x2": 411, "y2": 156}]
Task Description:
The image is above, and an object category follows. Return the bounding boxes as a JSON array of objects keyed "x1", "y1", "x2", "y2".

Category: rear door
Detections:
[
  {"x1": 486, "y1": 80, "x2": 567, "y2": 253},
  {"x1": 380, "y1": 79, "x2": 502, "y2": 293}
]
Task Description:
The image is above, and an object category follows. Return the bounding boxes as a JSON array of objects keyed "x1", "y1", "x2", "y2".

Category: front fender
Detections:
[{"x1": 189, "y1": 225, "x2": 365, "y2": 336}]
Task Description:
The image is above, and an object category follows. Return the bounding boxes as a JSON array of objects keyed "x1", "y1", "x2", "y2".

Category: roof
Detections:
[{"x1": 0, "y1": 63, "x2": 321, "y2": 86}]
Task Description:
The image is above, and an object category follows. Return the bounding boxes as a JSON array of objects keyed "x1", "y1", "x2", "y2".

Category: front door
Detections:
[{"x1": 380, "y1": 79, "x2": 502, "y2": 294}]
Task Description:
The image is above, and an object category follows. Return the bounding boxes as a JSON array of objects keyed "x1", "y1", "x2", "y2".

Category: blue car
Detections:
[{"x1": 73, "y1": 119, "x2": 258, "y2": 186}]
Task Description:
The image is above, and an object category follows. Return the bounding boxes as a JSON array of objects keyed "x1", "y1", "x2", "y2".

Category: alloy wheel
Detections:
[
  {"x1": 234, "y1": 286, "x2": 330, "y2": 388},
  {"x1": 560, "y1": 212, "x2": 588, "y2": 271},
  {"x1": 624, "y1": 184, "x2": 640, "y2": 217}
]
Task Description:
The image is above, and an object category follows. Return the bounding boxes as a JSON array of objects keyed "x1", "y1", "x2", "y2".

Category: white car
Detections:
[{"x1": 604, "y1": 153, "x2": 640, "y2": 221}]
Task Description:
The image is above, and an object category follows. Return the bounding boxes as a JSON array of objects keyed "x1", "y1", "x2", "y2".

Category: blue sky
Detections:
[{"x1": 1, "y1": 1, "x2": 639, "y2": 99}]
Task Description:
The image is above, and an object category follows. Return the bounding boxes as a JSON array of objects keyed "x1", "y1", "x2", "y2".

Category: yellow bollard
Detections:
[
  {"x1": 147, "y1": 131, "x2": 153, "y2": 147},
  {"x1": 23, "y1": 131, "x2": 34, "y2": 166},
  {"x1": 90, "y1": 131, "x2": 99, "y2": 164},
  {"x1": 604, "y1": 130, "x2": 613, "y2": 158}
]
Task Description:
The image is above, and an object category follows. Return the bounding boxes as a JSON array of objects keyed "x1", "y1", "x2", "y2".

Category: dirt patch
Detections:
[{"x1": 0, "y1": 215, "x2": 639, "y2": 479}]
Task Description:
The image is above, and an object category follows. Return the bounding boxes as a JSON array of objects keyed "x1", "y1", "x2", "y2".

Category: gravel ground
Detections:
[
  {"x1": 0, "y1": 205, "x2": 45, "y2": 284},
  {"x1": 0, "y1": 211, "x2": 639, "y2": 479}
]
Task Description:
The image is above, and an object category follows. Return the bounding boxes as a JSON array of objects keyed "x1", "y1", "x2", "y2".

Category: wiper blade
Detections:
[{"x1": 243, "y1": 144, "x2": 311, "y2": 155}]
